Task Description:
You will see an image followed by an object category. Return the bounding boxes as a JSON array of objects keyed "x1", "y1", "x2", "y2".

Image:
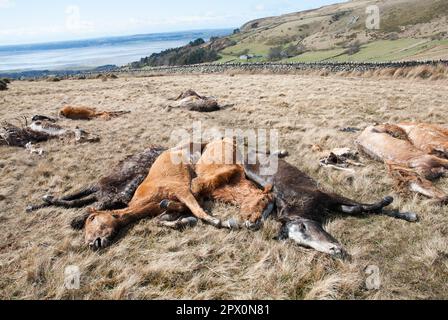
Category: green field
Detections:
[
  {"x1": 221, "y1": 41, "x2": 273, "y2": 57},
  {"x1": 216, "y1": 39, "x2": 448, "y2": 64},
  {"x1": 215, "y1": 54, "x2": 238, "y2": 64},
  {"x1": 328, "y1": 39, "x2": 448, "y2": 62},
  {"x1": 282, "y1": 48, "x2": 345, "y2": 63}
]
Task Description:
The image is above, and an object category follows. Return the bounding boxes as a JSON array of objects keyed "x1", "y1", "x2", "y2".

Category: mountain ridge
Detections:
[
  {"x1": 130, "y1": 0, "x2": 448, "y2": 67},
  {"x1": 211, "y1": 0, "x2": 448, "y2": 63}
]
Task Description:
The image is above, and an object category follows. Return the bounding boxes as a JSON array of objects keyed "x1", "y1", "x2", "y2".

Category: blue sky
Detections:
[{"x1": 0, "y1": 0, "x2": 345, "y2": 45}]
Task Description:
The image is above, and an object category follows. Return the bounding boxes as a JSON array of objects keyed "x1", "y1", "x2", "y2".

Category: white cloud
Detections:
[
  {"x1": 255, "y1": 4, "x2": 265, "y2": 11},
  {"x1": 0, "y1": 26, "x2": 64, "y2": 37},
  {"x1": 123, "y1": 12, "x2": 244, "y2": 30},
  {"x1": 0, "y1": 0, "x2": 15, "y2": 9},
  {"x1": 0, "y1": 6, "x2": 258, "y2": 44},
  {"x1": 65, "y1": 5, "x2": 95, "y2": 34}
]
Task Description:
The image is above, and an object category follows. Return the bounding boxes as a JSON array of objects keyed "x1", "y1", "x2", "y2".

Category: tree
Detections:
[
  {"x1": 267, "y1": 46, "x2": 284, "y2": 61},
  {"x1": 344, "y1": 41, "x2": 361, "y2": 55},
  {"x1": 189, "y1": 38, "x2": 205, "y2": 47},
  {"x1": 0, "y1": 79, "x2": 7, "y2": 91},
  {"x1": 283, "y1": 44, "x2": 307, "y2": 57}
]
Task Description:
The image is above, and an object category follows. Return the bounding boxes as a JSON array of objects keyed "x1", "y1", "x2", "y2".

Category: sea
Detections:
[{"x1": 0, "y1": 29, "x2": 232, "y2": 73}]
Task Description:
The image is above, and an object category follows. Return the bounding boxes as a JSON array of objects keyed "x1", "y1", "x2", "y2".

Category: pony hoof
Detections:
[
  {"x1": 223, "y1": 218, "x2": 240, "y2": 230},
  {"x1": 208, "y1": 218, "x2": 221, "y2": 228},
  {"x1": 42, "y1": 195, "x2": 54, "y2": 203},
  {"x1": 25, "y1": 205, "x2": 35, "y2": 213},
  {"x1": 159, "y1": 199, "x2": 170, "y2": 209},
  {"x1": 180, "y1": 217, "x2": 198, "y2": 228},
  {"x1": 276, "y1": 150, "x2": 289, "y2": 158},
  {"x1": 382, "y1": 196, "x2": 394, "y2": 206},
  {"x1": 245, "y1": 220, "x2": 262, "y2": 231},
  {"x1": 159, "y1": 213, "x2": 179, "y2": 222},
  {"x1": 400, "y1": 212, "x2": 419, "y2": 223}
]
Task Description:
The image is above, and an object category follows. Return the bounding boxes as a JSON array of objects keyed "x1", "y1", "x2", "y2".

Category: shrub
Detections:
[
  {"x1": 236, "y1": 49, "x2": 250, "y2": 56},
  {"x1": 344, "y1": 41, "x2": 361, "y2": 55},
  {"x1": 283, "y1": 44, "x2": 307, "y2": 57},
  {"x1": 130, "y1": 41, "x2": 221, "y2": 67},
  {"x1": 267, "y1": 46, "x2": 284, "y2": 61},
  {"x1": 431, "y1": 31, "x2": 447, "y2": 40},
  {"x1": 178, "y1": 48, "x2": 219, "y2": 65},
  {"x1": 385, "y1": 33, "x2": 399, "y2": 40},
  {"x1": 189, "y1": 38, "x2": 205, "y2": 46},
  {"x1": 46, "y1": 76, "x2": 61, "y2": 82},
  {"x1": 265, "y1": 35, "x2": 297, "y2": 46},
  {"x1": 0, "y1": 79, "x2": 7, "y2": 91}
]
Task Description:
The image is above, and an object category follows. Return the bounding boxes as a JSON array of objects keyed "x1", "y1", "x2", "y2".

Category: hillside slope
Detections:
[
  {"x1": 215, "y1": 0, "x2": 448, "y2": 63},
  {"x1": 127, "y1": 0, "x2": 447, "y2": 68}
]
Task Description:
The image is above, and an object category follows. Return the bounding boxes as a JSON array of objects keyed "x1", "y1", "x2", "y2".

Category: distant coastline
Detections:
[{"x1": 0, "y1": 28, "x2": 232, "y2": 76}]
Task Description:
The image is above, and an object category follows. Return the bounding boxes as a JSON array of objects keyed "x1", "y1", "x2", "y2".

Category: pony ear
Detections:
[
  {"x1": 87, "y1": 207, "x2": 97, "y2": 214},
  {"x1": 263, "y1": 184, "x2": 273, "y2": 193},
  {"x1": 70, "y1": 212, "x2": 91, "y2": 230}
]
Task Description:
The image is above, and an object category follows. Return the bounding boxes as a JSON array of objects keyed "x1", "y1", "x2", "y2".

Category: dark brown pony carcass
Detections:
[
  {"x1": 27, "y1": 146, "x2": 166, "y2": 229},
  {"x1": 244, "y1": 154, "x2": 417, "y2": 259}
]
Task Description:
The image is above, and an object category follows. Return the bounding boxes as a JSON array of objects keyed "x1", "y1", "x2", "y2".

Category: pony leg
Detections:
[
  {"x1": 44, "y1": 195, "x2": 98, "y2": 209},
  {"x1": 175, "y1": 191, "x2": 221, "y2": 228},
  {"x1": 432, "y1": 156, "x2": 448, "y2": 170},
  {"x1": 159, "y1": 199, "x2": 189, "y2": 212},
  {"x1": 191, "y1": 166, "x2": 241, "y2": 195},
  {"x1": 105, "y1": 201, "x2": 164, "y2": 224},
  {"x1": 337, "y1": 196, "x2": 394, "y2": 215},
  {"x1": 408, "y1": 178, "x2": 447, "y2": 202},
  {"x1": 27, "y1": 186, "x2": 97, "y2": 212},
  {"x1": 59, "y1": 186, "x2": 97, "y2": 201},
  {"x1": 388, "y1": 162, "x2": 447, "y2": 202},
  {"x1": 157, "y1": 215, "x2": 198, "y2": 230}
]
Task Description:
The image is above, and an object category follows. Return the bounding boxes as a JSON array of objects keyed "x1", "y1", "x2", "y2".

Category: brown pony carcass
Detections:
[
  {"x1": 172, "y1": 90, "x2": 220, "y2": 112},
  {"x1": 77, "y1": 139, "x2": 274, "y2": 250},
  {"x1": 189, "y1": 138, "x2": 274, "y2": 230},
  {"x1": 59, "y1": 106, "x2": 130, "y2": 120},
  {"x1": 80, "y1": 145, "x2": 225, "y2": 250},
  {"x1": 0, "y1": 118, "x2": 99, "y2": 148},
  {"x1": 356, "y1": 125, "x2": 448, "y2": 202},
  {"x1": 394, "y1": 123, "x2": 448, "y2": 158},
  {"x1": 27, "y1": 146, "x2": 166, "y2": 223}
]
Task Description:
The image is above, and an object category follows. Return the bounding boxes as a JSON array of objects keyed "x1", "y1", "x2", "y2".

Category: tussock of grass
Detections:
[{"x1": 220, "y1": 64, "x2": 448, "y2": 81}]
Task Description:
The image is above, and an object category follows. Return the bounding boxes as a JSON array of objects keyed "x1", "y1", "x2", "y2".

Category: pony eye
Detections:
[
  {"x1": 300, "y1": 223, "x2": 307, "y2": 231},
  {"x1": 89, "y1": 216, "x2": 95, "y2": 221}
]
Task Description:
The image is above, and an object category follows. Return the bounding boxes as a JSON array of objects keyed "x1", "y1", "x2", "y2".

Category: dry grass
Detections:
[
  {"x1": 336, "y1": 64, "x2": 448, "y2": 80},
  {"x1": 0, "y1": 73, "x2": 447, "y2": 300},
  {"x1": 220, "y1": 64, "x2": 448, "y2": 81}
]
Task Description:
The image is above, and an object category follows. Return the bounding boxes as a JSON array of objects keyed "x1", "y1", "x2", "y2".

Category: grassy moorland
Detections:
[
  {"x1": 0, "y1": 71, "x2": 447, "y2": 299},
  {"x1": 211, "y1": 0, "x2": 448, "y2": 64},
  {"x1": 128, "y1": 0, "x2": 447, "y2": 68}
]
